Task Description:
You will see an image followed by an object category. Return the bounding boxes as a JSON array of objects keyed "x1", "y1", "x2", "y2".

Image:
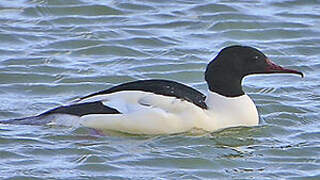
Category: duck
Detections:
[{"x1": 0, "y1": 45, "x2": 303, "y2": 134}]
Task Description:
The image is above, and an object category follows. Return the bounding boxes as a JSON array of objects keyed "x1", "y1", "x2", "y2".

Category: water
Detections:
[{"x1": 0, "y1": 0, "x2": 319, "y2": 179}]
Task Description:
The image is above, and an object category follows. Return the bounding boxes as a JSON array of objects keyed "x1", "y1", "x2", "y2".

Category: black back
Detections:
[{"x1": 81, "y1": 79, "x2": 208, "y2": 109}]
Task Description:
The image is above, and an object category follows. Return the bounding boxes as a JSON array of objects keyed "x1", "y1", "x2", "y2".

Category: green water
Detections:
[{"x1": 0, "y1": 0, "x2": 319, "y2": 179}]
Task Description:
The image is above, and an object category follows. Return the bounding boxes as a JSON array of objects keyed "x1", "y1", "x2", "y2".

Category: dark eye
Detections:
[{"x1": 252, "y1": 56, "x2": 259, "y2": 62}]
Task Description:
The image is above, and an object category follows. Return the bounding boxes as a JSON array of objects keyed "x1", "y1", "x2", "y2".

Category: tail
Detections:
[
  {"x1": 0, "y1": 114, "x2": 54, "y2": 126},
  {"x1": 0, "y1": 101, "x2": 119, "y2": 127}
]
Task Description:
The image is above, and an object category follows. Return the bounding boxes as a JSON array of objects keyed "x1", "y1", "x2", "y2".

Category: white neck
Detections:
[{"x1": 203, "y1": 91, "x2": 259, "y2": 130}]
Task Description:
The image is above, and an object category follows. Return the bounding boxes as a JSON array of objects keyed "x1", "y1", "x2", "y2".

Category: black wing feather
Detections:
[
  {"x1": 42, "y1": 101, "x2": 120, "y2": 116},
  {"x1": 81, "y1": 79, "x2": 207, "y2": 109}
]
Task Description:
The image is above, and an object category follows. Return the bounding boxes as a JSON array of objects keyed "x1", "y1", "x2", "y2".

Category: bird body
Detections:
[{"x1": 0, "y1": 46, "x2": 303, "y2": 134}]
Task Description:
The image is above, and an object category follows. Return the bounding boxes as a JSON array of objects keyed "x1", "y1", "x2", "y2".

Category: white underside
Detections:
[{"x1": 50, "y1": 90, "x2": 259, "y2": 134}]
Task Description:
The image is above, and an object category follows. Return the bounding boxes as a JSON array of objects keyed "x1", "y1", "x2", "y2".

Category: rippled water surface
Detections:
[{"x1": 0, "y1": 0, "x2": 319, "y2": 179}]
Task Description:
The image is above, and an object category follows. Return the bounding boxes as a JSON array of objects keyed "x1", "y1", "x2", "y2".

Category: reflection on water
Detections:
[{"x1": 0, "y1": 0, "x2": 319, "y2": 179}]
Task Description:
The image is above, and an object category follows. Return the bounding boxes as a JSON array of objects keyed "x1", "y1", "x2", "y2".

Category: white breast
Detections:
[{"x1": 202, "y1": 91, "x2": 259, "y2": 130}]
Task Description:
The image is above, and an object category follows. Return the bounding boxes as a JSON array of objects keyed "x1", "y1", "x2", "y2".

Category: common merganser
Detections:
[{"x1": 1, "y1": 45, "x2": 303, "y2": 134}]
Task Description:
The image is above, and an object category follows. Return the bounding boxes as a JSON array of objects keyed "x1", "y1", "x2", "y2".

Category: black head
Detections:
[{"x1": 205, "y1": 45, "x2": 303, "y2": 97}]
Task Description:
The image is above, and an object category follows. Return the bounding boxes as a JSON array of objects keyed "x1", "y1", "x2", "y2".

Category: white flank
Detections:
[
  {"x1": 79, "y1": 91, "x2": 203, "y2": 134},
  {"x1": 63, "y1": 90, "x2": 260, "y2": 134}
]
